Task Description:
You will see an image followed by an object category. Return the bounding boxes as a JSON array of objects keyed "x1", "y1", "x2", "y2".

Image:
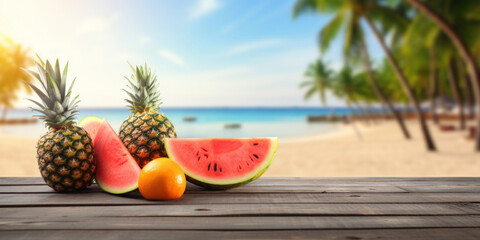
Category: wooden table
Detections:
[{"x1": 1, "y1": 177, "x2": 480, "y2": 239}]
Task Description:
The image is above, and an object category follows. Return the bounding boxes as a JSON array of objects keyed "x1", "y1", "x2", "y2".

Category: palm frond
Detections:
[{"x1": 319, "y1": 11, "x2": 346, "y2": 53}]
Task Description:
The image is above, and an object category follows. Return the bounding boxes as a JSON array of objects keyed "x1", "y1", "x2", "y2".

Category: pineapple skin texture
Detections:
[
  {"x1": 119, "y1": 112, "x2": 177, "y2": 168},
  {"x1": 37, "y1": 125, "x2": 96, "y2": 192}
]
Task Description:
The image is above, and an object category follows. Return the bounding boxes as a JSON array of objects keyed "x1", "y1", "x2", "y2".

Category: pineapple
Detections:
[
  {"x1": 25, "y1": 58, "x2": 95, "y2": 192},
  {"x1": 119, "y1": 64, "x2": 177, "y2": 168}
]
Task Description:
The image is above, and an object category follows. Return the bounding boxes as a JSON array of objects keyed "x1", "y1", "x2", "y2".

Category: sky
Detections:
[{"x1": 0, "y1": 0, "x2": 384, "y2": 108}]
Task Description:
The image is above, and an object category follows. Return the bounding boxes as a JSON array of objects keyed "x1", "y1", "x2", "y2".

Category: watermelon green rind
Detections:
[
  {"x1": 95, "y1": 178, "x2": 139, "y2": 194},
  {"x1": 165, "y1": 137, "x2": 277, "y2": 189}
]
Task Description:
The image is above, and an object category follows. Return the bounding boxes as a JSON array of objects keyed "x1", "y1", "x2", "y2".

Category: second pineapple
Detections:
[{"x1": 119, "y1": 64, "x2": 177, "y2": 168}]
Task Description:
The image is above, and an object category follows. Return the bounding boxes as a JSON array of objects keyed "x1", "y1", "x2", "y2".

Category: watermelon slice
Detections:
[
  {"x1": 164, "y1": 138, "x2": 277, "y2": 189},
  {"x1": 78, "y1": 116, "x2": 103, "y2": 142},
  {"x1": 94, "y1": 120, "x2": 141, "y2": 194}
]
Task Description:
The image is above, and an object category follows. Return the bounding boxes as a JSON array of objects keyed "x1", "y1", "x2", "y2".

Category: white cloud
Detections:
[
  {"x1": 138, "y1": 35, "x2": 150, "y2": 45},
  {"x1": 158, "y1": 49, "x2": 185, "y2": 66},
  {"x1": 190, "y1": 0, "x2": 221, "y2": 19},
  {"x1": 78, "y1": 13, "x2": 119, "y2": 34},
  {"x1": 221, "y1": 39, "x2": 284, "y2": 56}
]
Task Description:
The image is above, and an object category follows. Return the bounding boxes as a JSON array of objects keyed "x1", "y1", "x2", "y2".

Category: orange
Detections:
[{"x1": 138, "y1": 158, "x2": 186, "y2": 200}]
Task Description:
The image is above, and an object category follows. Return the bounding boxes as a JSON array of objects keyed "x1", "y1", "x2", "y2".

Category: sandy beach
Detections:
[{"x1": 0, "y1": 120, "x2": 478, "y2": 177}]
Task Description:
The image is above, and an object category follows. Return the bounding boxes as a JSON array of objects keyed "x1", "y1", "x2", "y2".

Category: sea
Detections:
[{"x1": 0, "y1": 107, "x2": 352, "y2": 139}]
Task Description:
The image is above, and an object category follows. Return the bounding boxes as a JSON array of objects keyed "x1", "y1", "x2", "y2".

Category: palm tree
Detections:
[
  {"x1": 327, "y1": 66, "x2": 374, "y2": 130},
  {"x1": 429, "y1": 47, "x2": 439, "y2": 124},
  {"x1": 446, "y1": 59, "x2": 466, "y2": 129},
  {"x1": 406, "y1": 0, "x2": 480, "y2": 150},
  {"x1": 300, "y1": 59, "x2": 332, "y2": 105},
  {"x1": 0, "y1": 36, "x2": 34, "y2": 120},
  {"x1": 331, "y1": 66, "x2": 357, "y2": 106},
  {"x1": 455, "y1": 57, "x2": 475, "y2": 120},
  {"x1": 361, "y1": 3, "x2": 437, "y2": 151},
  {"x1": 293, "y1": 0, "x2": 411, "y2": 140},
  {"x1": 401, "y1": 14, "x2": 440, "y2": 124},
  {"x1": 403, "y1": 1, "x2": 480, "y2": 130}
]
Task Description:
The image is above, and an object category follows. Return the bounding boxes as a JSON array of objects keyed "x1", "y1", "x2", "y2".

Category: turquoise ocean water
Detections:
[{"x1": 0, "y1": 107, "x2": 352, "y2": 139}]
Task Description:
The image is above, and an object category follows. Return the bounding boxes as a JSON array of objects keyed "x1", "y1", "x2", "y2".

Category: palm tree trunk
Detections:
[
  {"x1": 359, "y1": 35, "x2": 411, "y2": 139},
  {"x1": 446, "y1": 59, "x2": 466, "y2": 130},
  {"x1": 364, "y1": 15, "x2": 436, "y2": 151},
  {"x1": 429, "y1": 47, "x2": 439, "y2": 124},
  {"x1": 456, "y1": 58, "x2": 475, "y2": 119},
  {"x1": 406, "y1": 0, "x2": 480, "y2": 151}
]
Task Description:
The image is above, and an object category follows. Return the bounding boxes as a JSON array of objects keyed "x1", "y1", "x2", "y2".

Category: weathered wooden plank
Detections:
[
  {"x1": 2, "y1": 177, "x2": 480, "y2": 186},
  {"x1": 398, "y1": 185, "x2": 480, "y2": 193},
  {"x1": 0, "y1": 177, "x2": 45, "y2": 185},
  {"x1": 1, "y1": 229, "x2": 480, "y2": 240},
  {"x1": 0, "y1": 184, "x2": 407, "y2": 194},
  {"x1": 4, "y1": 183, "x2": 480, "y2": 194},
  {"x1": 2, "y1": 215, "x2": 480, "y2": 230},
  {"x1": 1, "y1": 203, "x2": 479, "y2": 218},
  {"x1": 1, "y1": 192, "x2": 480, "y2": 206}
]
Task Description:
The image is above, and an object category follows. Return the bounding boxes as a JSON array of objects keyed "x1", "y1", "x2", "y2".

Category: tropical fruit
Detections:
[
  {"x1": 78, "y1": 116, "x2": 103, "y2": 142},
  {"x1": 24, "y1": 57, "x2": 96, "y2": 192},
  {"x1": 94, "y1": 120, "x2": 141, "y2": 194},
  {"x1": 164, "y1": 138, "x2": 278, "y2": 189},
  {"x1": 119, "y1": 63, "x2": 177, "y2": 169},
  {"x1": 138, "y1": 158, "x2": 186, "y2": 200}
]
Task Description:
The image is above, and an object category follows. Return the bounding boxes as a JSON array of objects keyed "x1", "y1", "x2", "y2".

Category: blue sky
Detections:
[{"x1": 1, "y1": 0, "x2": 384, "y2": 107}]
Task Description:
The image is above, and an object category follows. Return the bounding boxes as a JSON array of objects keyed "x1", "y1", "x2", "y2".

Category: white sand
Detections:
[
  {"x1": 266, "y1": 120, "x2": 479, "y2": 177},
  {"x1": 0, "y1": 120, "x2": 478, "y2": 177}
]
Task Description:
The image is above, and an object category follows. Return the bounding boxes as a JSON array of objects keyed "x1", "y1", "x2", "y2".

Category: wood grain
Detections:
[
  {"x1": 0, "y1": 183, "x2": 408, "y2": 194},
  {"x1": 1, "y1": 177, "x2": 479, "y2": 185},
  {"x1": 1, "y1": 229, "x2": 480, "y2": 240},
  {"x1": 2, "y1": 203, "x2": 479, "y2": 218},
  {"x1": 2, "y1": 215, "x2": 480, "y2": 230},
  {"x1": 3, "y1": 183, "x2": 480, "y2": 194},
  {"x1": 1, "y1": 191, "x2": 480, "y2": 206}
]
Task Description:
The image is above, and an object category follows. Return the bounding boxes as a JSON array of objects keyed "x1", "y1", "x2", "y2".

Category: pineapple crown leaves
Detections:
[
  {"x1": 22, "y1": 55, "x2": 80, "y2": 129},
  {"x1": 123, "y1": 63, "x2": 162, "y2": 113}
]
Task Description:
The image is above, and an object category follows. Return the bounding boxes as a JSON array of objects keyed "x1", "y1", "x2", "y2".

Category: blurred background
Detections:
[{"x1": 0, "y1": 0, "x2": 479, "y2": 177}]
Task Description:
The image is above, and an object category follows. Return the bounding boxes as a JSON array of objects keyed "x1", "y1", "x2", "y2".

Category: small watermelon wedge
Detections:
[
  {"x1": 78, "y1": 116, "x2": 103, "y2": 142},
  {"x1": 164, "y1": 138, "x2": 277, "y2": 189},
  {"x1": 94, "y1": 120, "x2": 141, "y2": 194}
]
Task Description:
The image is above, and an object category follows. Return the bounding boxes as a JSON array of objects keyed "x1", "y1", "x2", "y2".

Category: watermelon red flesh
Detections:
[
  {"x1": 165, "y1": 138, "x2": 277, "y2": 188},
  {"x1": 94, "y1": 120, "x2": 141, "y2": 194}
]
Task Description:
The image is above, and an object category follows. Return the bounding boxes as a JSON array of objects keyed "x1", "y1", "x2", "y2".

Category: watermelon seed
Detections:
[
  {"x1": 249, "y1": 156, "x2": 254, "y2": 162},
  {"x1": 253, "y1": 143, "x2": 259, "y2": 146},
  {"x1": 197, "y1": 156, "x2": 201, "y2": 161},
  {"x1": 208, "y1": 163, "x2": 211, "y2": 171},
  {"x1": 238, "y1": 165, "x2": 242, "y2": 170},
  {"x1": 201, "y1": 147, "x2": 208, "y2": 152},
  {"x1": 246, "y1": 162, "x2": 250, "y2": 167},
  {"x1": 253, "y1": 154, "x2": 259, "y2": 159},
  {"x1": 204, "y1": 154, "x2": 209, "y2": 159},
  {"x1": 220, "y1": 168, "x2": 222, "y2": 173},
  {"x1": 195, "y1": 151, "x2": 199, "y2": 156},
  {"x1": 214, "y1": 163, "x2": 217, "y2": 172}
]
